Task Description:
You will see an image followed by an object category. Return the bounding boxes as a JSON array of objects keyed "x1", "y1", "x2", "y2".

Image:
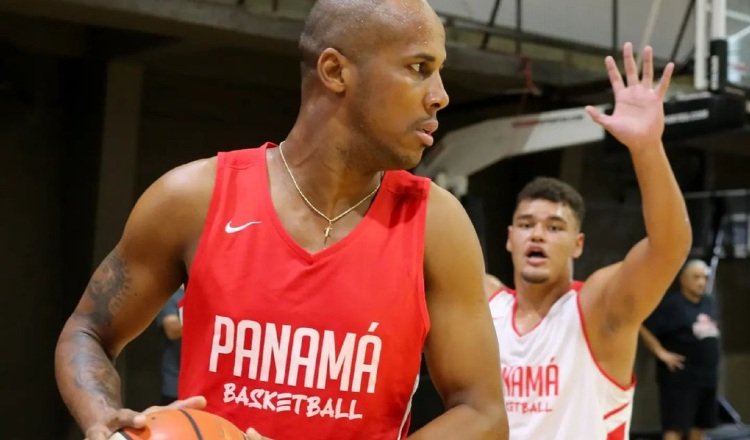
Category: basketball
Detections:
[{"x1": 109, "y1": 409, "x2": 246, "y2": 440}]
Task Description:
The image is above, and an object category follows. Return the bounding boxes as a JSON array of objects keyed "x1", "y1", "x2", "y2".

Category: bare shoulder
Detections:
[
  {"x1": 425, "y1": 182, "x2": 467, "y2": 236},
  {"x1": 579, "y1": 261, "x2": 625, "y2": 331},
  {"x1": 121, "y1": 156, "x2": 217, "y2": 258},
  {"x1": 424, "y1": 182, "x2": 476, "y2": 260},
  {"x1": 582, "y1": 262, "x2": 620, "y2": 290},
  {"x1": 423, "y1": 182, "x2": 484, "y2": 287},
  {"x1": 152, "y1": 156, "x2": 217, "y2": 206},
  {"x1": 580, "y1": 262, "x2": 621, "y2": 300}
]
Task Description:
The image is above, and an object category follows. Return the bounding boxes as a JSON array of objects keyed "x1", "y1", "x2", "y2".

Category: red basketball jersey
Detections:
[{"x1": 180, "y1": 143, "x2": 431, "y2": 439}]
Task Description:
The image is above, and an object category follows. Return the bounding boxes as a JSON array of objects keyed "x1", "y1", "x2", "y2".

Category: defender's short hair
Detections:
[{"x1": 517, "y1": 177, "x2": 585, "y2": 227}]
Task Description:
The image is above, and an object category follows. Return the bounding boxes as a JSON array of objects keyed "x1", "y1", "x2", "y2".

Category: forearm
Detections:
[
  {"x1": 409, "y1": 403, "x2": 508, "y2": 439},
  {"x1": 55, "y1": 319, "x2": 123, "y2": 432},
  {"x1": 631, "y1": 145, "x2": 691, "y2": 256},
  {"x1": 639, "y1": 327, "x2": 665, "y2": 357}
]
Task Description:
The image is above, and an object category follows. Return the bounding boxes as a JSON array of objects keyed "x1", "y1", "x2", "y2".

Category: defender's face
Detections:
[
  {"x1": 506, "y1": 199, "x2": 584, "y2": 284},
  {"x1": 680, "y1": 264, "x2": 709, "y2": 298},
  {"x1": 347, "y1": 5, "x2": 449, "y2": 170}
]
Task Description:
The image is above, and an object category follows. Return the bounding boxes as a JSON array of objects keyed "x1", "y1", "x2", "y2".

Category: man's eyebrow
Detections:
[
  {"x1": 513, "y1": 214, "x2": 569, "y2": 223},
  {"x1": 411, "y1": 53, "x2": 436, "y2": 62}
]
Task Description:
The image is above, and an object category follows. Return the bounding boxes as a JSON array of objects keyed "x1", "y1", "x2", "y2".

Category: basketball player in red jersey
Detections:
[
  {"x1": 488, "y1": 43, "x2": 692, "y2": 439},
  {"x1": 55, "y1": 1, "x2": 508, "y2": 439}
]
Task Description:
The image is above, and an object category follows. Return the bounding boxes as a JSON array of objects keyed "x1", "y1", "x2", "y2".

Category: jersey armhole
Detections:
[
  {"x1": 186, "y1": 152, "x2": 226, "y2": 285},
  {"x1": 575, "y1": 291, "x2": 637, "y2": 391}
]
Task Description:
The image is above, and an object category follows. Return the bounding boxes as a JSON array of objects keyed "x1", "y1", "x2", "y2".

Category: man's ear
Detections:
[
  {"x1": 317, "y1": 47, "x2": 350, "y2": 93},
  {"x1": 573, "y1": 232, "x2": 585, "y2": 259},
  {"x1": 506, "y1": 225, "x2": 513, "y2": 253}
]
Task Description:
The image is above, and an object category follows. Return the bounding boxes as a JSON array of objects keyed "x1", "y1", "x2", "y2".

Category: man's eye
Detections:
[{"x1": 410, "y1": 63, "x2": 424, "y2": 73}]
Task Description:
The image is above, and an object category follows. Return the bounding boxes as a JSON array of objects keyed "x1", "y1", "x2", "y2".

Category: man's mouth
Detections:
[
  {"x1": 416, "y1": 120, "x2": 439, "y2": 146},
  {"x1": 525, "y1": 248, "x2": 548, "y2": 265}
]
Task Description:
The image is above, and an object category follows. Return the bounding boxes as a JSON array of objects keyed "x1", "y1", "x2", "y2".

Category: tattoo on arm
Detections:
[
  {"x1": 70, "y1": 331, "x2": 122, "y2": 408},
  {"x1": 83, "y1": 249, "x2": 131, "y2": 328}
]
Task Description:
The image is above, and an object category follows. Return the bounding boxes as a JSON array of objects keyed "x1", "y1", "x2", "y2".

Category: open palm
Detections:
[{"x1": 586, "y1": 42, "x2": 674, "y2": 153}]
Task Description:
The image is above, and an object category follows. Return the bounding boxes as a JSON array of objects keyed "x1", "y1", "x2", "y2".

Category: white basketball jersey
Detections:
[{"x1": 489, "y1": 283, "x2": 634, "y2": 440}]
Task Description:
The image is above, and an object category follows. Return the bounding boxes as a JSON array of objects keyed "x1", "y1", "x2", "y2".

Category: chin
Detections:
[
  {"x1": 521, "y1": 270, "x2": 550, "y2": 284},
  {"x1": 387, "y1": 149, "x2": 422, "y2": 171}
]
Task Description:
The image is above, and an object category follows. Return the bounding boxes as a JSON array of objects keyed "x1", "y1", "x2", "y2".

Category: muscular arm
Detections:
[
  {"x1": 55, "y1": 159, "x2": 214, "y2": 438},
  {"x1": 581, "y1": 43, "x2": 691, "y2": 384},
  {"x1": 410, "y1": 184, "x2": 508, "y2": 439}
]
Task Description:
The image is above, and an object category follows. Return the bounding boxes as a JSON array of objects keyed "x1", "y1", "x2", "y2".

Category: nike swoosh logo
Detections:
[{"x1": 224, "y1": 220, "x2": 262, "y2": 234}]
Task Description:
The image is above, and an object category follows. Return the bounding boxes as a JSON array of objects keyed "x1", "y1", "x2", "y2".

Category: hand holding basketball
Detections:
[
  {"x1": 109, "y1": 407, "x2": 245, "y2": 440},
  {"x1": 84, "y1": 395, "x2": 207, "y2": 440}
]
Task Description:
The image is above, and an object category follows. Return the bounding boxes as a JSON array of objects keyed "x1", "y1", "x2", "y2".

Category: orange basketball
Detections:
[{"x1": 109, "y1": 408, "x2": 246, "y2": 440}]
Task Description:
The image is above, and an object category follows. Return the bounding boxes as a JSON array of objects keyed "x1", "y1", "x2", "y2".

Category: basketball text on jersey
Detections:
[{"x1": 209, "y1": 315, "x2": 382, "y2": 420}]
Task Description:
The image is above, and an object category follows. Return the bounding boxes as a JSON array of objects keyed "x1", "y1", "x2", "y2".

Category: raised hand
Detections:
[
  {"x1": 86, "y1": 395, "x2": 207, "y2": 440},
  {"x1": 585, "y1": 42, "x2": 674, "y2": 153}
]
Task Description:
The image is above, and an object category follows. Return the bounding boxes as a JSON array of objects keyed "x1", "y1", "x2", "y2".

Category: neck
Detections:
[
  {"x1": 513, "y1": 274, "x2": 572, "y2": 315},
  {"x1": 279, "y1": 121, "x2": 382, "y2": 218}
]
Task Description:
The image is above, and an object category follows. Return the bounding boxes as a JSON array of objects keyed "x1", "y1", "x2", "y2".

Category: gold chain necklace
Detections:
[{"x1": 278, "y1": 141, "x2": 382, "y2": 245}]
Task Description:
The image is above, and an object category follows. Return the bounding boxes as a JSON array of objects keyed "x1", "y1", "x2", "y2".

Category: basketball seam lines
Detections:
[{"x1": 178, "y1": 409, "x2": 205, "y2": 440}]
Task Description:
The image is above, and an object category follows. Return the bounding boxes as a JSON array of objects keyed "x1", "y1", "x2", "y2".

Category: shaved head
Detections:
[
  {"x1": 679, "y1": 259, "x2": 710, "y2": 300},
  {"x1": 681, "y1": 259, "x2": 709, "y2": 277},
  {"x1": 291, "y1": 0, "x2": 449, "y2": 172},
  {"x1": 299, "y1": 0, "x2": 439, "y2": 78}
]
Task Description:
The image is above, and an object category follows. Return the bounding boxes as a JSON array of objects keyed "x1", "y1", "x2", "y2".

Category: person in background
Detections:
[
  {"x1": 156, "y1": 285, "x2": 185, "y2": 406},
  {"x1": 641, "y1": 259, "x2": 720, "y2": 440},
  {"x1": 488, "y1": 41, "x2": 692, "y2": 439}
]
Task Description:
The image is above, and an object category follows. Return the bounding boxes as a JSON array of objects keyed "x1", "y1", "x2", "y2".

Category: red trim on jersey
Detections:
[
  {"x1": 575, "y1": 290, "x2": 636, "y2": 391},
  {"x1": 487, "y1": 287, "x2": 504, "y2": 302},
  {"x1": 506, "y1": 282, "x2": 584, "y2": 337},
  {"x1": 603, "y1": 402, "x2": 630, "y2": 420},
  {"x1": 488, "y1": 287, "x2": 513, "y2": 303},
  {"x1": 606, "y1": 422, "x2": 627, "y2": 440},
  {"x1": 187, "y1": 152, "x2": 229, "y2": 279},
  {"x1": 511, "y1": 296, "x2": 546, "y2": 337}
]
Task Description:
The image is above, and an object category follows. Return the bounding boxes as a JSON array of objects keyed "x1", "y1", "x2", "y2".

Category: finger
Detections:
[
  {"x1": 246, "y1": 427, "x2": 263, "y2": 440},
  {"x1": 641, "y1": 46, "x2": 654, "y2": 88},
  {"x1": 114, "y1": 409, "x2": 147, "y2": 429},
  {"x1": 622, "y1": 42, "x2": 639, "y2": 86},
  {"x1": 171, "y1": 395, "x2": 208, "y2": 409},
  {"x1": 142, "y1": 405, "x2": 162, "y2": 414},
  {"x1": 585, "y1": 105, "x2": 611, "y2": 128},
  {"x1": 656, "y1": 62, "x2": 674, "y2": 98},
  {"x1": 604, "y1": 56, "x2": 625, "y2": 94}
]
